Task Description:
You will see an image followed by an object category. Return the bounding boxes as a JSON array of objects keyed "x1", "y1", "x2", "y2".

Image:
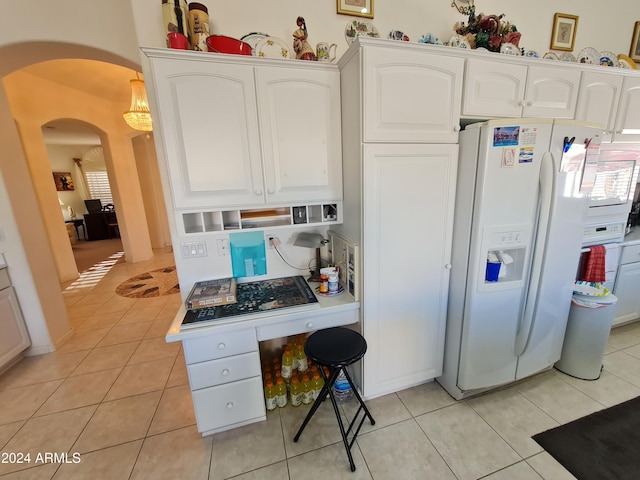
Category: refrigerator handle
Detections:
[{"x1": 515, "y1": 152, "x2": 556, "y2": 356}]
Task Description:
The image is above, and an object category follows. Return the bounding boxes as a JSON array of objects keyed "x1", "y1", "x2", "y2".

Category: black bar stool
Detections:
[{"x1": 293, "y1": 327, "x2": 375, "y2": 472}]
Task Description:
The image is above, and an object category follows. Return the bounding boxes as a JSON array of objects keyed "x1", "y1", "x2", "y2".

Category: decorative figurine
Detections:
[{"x1": 293, "y1": 16, "x2": 317, "y2": 61}]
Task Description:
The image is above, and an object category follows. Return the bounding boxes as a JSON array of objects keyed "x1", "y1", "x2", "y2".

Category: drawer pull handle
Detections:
[
  {"x1": 221, "y1": 368, "x2": 230, "y2": 376},
  {"x1": 218, "y1": 343, "x2": 226, "y2": 350},
  {"x1": 226, "y1": 402, "x2": 234, "y2": 409}
]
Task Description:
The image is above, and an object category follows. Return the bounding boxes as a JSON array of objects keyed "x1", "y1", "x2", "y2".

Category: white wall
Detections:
[{"x1": 133, "y1": 0, "x2": 640, "y2": 63}]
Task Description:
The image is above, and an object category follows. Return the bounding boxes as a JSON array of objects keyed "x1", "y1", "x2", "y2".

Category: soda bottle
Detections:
[
  {"x1": 295, "y1": 344, "x2": 308, "y2": 372},
  {"x1": 275, "y1": 377, "x2": 287, "y2": 408},
  {"x1": 264, "y1": 380, "x2": 277, "y2": 411},
  {"x1": 281, "y1": 348, "x2": 293, "y2": 380},
  {"x1": 290, "y1": 376, "x2": 303, "y2": 406},
  {"x1": 301, "y1": 374, "x2": 312, "y2": 405}
]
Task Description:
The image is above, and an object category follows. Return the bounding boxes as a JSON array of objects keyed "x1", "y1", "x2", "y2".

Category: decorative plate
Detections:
[
  {"x1": 344, "y1": 20, "x2": 379, "y2": 45},
  {"x1": 240, "y1": 32, "x2": 269, "y2": 54},
  {"x1": 543, "y1": 52, "x2": 559, "y2": 60},
  {"x1": 524, "y1": 50, "x2": 539, "y2": 58},
  {"x1": 559, "y1": 52, "x2": 577, "y2": 62},
  {"x1": 500, "y1": 43, "x2": 521, "y2": 55},
  {"x1": 449, "y1": 34, "x2": 471, "y2": 49},
  {"x1": 599, "y1": 51, "x2": 617, "y2": 67},
  {"x1": 577, "y1": 47, "x2": 599, "y2": 65},
  {"x1": 255, "y1": 36, "x2": 290, "y2": 59},
  {"x1": 315, "y1": 284, "x2": 344, "y2": 296},
  {"x1": 617, "y1": 54, "x2": 638, "y2": 69},
  {"x1": 475, "y1": 47, "x2": 490, "y2": 52},
  {"x1": 573, "y1": 281, "x2": 611, "y2": 297}
]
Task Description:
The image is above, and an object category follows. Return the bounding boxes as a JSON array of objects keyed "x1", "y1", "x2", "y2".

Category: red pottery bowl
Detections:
[{"x1": 206, "y1": 35, "x2": 252, "y2": 55}]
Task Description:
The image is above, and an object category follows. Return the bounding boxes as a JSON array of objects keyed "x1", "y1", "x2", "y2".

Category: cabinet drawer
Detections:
[
  {"x1": 620, "y1": 244, "x2": 640, "y2": 265},
  {"x1": 192, "y1": 376, "x2": 265, "y2": 433},
  {"x1": 188, "y1": 351, "x2": 261, "y2": 390},
  {"x1": 256, "y1": 308, "x2": 358, "y2": 341},
  {"x1": 183, "y1": 329, "x2": 258, "y2": 365}
]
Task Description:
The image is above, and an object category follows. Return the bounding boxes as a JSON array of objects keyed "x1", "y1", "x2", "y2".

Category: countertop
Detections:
[
  {"x1": 622, "y1": 228, "x2": 640, "y2": 246},
  {"x1": 166, "y1": 284, "x2": 359, "y2": 342}
]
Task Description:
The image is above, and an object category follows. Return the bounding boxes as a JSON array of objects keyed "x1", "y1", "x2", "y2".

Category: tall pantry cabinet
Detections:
[{"x1": 337, "y1": 38, "x2": 461, "y2": 399}]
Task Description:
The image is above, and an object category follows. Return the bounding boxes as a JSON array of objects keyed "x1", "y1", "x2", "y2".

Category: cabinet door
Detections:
[
  {"x1": 149, "y1": 58, "x2": 264, "y2": 209},
  {"x1": 462, "y1": 59, "x2": 527, "y2": 118},
  {"x1": 0, "y1": 287, "x2": 31, "y2": 369},
  {"x1": 256, "y1": 67, "x2": 343, "y2": 203},
  {"x1": 523, "y1": 65, "x2": 581, "y2": 118},
  {"x1": 575, "y1": 71, "x2": 623, "y2": 141},
  {"x1": 363, "y1": 48, "x2": 463, "y2": 143},
  {"x1": 361, "y1": 144, "x2": 458, "y2": 398},
  {"x1": 612, "y1": 76, "x2": 640, "y2": 143},
  {"x1": 613, "y1": 262, "x2": 640, "y2": 325}
]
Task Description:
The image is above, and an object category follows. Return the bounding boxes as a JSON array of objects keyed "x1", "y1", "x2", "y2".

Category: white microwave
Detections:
[{"x1": 586, "y1": 146, "x2": 639, "y2": 223}]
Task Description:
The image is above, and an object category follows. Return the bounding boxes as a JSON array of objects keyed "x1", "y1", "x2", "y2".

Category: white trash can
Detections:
[{"x1": 554, "y1": 293, "x2": 618, "y2": 380}]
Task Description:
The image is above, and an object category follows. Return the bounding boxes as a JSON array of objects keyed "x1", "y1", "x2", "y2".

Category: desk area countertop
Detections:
[
  {"x1": 166, "y1": 286, "x2": 359, "y2": 342},
  {"x1": 622, "y1": 227, "x2": 640, "y2": 246}
]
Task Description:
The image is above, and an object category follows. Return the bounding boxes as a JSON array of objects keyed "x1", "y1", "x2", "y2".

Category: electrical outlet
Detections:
[
  {"x1": 265, "y1": 233, "x2": 279, "y2": 249},
  {"x1": 216, "y1": 238, "x2": 230, "y2": 256}
]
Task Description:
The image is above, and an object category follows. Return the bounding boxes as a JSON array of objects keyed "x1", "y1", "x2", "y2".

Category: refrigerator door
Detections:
[
  {"x1": 457, "y1": 119, "x2": 554, "y2": 390},
  {"x1": 515, "y1": 122, "x2": 596, "y2": 378}
]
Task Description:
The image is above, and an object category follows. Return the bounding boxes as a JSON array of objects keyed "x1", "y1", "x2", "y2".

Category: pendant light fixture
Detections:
[{"x1": 122, "y1": 73, "x2": 153, "y2": 132}]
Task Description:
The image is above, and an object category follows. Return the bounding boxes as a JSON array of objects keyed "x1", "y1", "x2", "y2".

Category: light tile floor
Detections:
[{"x1": 1, "y1": 248, "x2": 640, "y2": 479}]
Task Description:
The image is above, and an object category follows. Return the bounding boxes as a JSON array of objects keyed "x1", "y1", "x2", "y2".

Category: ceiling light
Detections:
[{"x1": 123, "y1": 74, "x2": 153, "y2": 132}]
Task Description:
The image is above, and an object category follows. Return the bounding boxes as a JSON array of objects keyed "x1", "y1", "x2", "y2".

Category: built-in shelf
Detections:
[{"x1": 181, "y1": 203, "x2": 342, "y2": 234}]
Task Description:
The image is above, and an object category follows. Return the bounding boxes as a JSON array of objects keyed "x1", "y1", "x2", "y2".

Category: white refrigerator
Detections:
[{"x1": 437, "y1": 118, "x2": 602, "y2": 400}]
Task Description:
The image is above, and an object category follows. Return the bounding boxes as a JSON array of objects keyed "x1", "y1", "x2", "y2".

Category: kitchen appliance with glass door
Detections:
[{"x1": 438, "y1": 118, "x2": 602, "y2": 400}]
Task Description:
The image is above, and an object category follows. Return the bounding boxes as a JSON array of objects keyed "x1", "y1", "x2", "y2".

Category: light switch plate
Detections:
[{"x1": 180, "y1": 241, "x2": 207, "y2": 258}]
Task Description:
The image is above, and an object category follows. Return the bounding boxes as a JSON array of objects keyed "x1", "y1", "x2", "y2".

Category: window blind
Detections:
[{"x1": 84, "y1": 170, "x2": 113, "y2": 205}]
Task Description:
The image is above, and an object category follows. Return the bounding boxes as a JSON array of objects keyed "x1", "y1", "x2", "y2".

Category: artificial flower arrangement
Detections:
[{"x1": 453, "y1": 8, "x2": 521, "y2": 52}]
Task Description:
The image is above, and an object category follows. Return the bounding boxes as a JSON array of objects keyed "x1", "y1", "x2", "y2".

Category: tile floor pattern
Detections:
[{"x1": 1, "y1": 249, "x2": 640, "y2": 479}]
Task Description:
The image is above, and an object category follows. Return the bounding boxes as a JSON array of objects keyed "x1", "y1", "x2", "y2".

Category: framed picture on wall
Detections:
[
  {"x1": 337, "y1": 0, "x2": 374, "y2": 19},
  {"x1": 550, "y1": 13, "x2": 578, "y2": 51},
  {"x1": 52, "y1": 172, "x2": 74, "y2": 191},
  {"x1": 630, "y1": 21, "x2": 640, "y2": 62}
]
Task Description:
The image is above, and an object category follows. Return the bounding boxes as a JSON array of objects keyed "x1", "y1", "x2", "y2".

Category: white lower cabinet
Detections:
[
  {"x1": 0, "y1": 269, "x2": 30, "y2": 371},
  {"x1": 358, "y1": 144, "x2": 458, "y2": 398},
  {"x1": 183, "y1": 329, "x2": 265, "y2": 435},
  {"x1": 192, "y1": 377, "x2": 265, "y2": 434},
  {"x1": 613, "y1": 244, "x2": 640, "y2": 325}
]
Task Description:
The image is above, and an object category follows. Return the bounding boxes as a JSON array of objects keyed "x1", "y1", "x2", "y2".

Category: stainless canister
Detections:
[{"x1": 188, "y1": 3, "x2": 210, "y2": 51}]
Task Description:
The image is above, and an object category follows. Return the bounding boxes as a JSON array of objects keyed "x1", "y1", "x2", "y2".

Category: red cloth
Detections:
[{"x1": 580, "y1": 245, "x2": 606, "y2": 283}]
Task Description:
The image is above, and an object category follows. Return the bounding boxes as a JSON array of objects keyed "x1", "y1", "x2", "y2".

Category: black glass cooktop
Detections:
[{"x1": 181, "y1": 276, "x2": 318, "y2": 329}]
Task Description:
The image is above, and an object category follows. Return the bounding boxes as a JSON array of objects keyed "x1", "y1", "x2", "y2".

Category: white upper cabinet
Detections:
[
  {"x1": 612, "y1": 76, "x2": 640, "y2": 143},
  {"x1": 144, "y1": 50, "x2": 342, "y2": 209},
  {"x1": 362, "y1": 46, "x2": 464, "y2": 143},
  {"x1": 575, "y1": 71, "x2": 623, "y2": 141},
  {"x1": 463, "y1": 59, "x2": 581, "y2": 119},
  {"x1": 255, "y1": 66, "x2": 343, "y2": 204}
]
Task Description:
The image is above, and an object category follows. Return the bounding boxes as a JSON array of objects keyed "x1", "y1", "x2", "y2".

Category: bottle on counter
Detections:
[
  {"x1": 328, "y1": 273, "x2": 339, "y2": 293},
  {"x1": 281, "y1": 348, "x2": 293, "y2": 380},
  {"x1": 275, "y1": 378, "x2": 287, "y2": 408},
  {"x1": 319, "y1": 274, "x2": 328, "y2": 293},
  {"x1": 264, "y1": 380, "x2": 277, "y2": 411},
  {"x1": 290, "y1": 376, "x2": 302, "y2": 406}
]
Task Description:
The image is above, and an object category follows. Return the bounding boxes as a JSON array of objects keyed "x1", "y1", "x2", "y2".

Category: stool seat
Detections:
[
  {"x1": 293, "y1": 327, "x2": 375, "y2": 472},
  {"x1": 304, "y1": 327, "x2": 367, "y2": 367}
]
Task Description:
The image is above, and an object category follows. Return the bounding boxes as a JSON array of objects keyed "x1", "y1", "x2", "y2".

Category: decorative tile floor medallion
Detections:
[{"x1": 116, "y1": 266, "x2": 180, "y2": 298}]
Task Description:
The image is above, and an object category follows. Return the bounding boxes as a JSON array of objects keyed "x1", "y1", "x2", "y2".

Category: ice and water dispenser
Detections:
[{"x1": 481, "y1": 225, "x2": 529, "y2": 289}]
